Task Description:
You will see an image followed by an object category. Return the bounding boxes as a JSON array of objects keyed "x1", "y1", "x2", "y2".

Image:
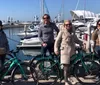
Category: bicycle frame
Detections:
[
  {"x1": 0, "y1": 56, "x2": 27, "y2": 81},
  {"x1": 32, "y1": 48, "x2": 91, "y2": 80}
]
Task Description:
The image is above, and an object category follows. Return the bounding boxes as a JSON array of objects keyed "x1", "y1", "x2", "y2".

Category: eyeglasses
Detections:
[{"x1": 64, "y1": 24, "x2": 72, "y2": 26}]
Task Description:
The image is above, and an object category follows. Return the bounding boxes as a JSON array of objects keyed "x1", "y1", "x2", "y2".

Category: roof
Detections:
[{"x1": 70, "y1": 10, "x2": 97, "y2": 19}]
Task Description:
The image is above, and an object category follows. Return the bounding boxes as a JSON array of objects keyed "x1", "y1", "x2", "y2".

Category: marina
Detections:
[
  {"x1": 4, "y1": 27, "x2": 41, "y2": 59},
  {"x1": 1, "y1": 0, "x2": 100, "y2": 85}
]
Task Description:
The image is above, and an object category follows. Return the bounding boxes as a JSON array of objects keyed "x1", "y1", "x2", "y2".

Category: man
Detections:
[
  {"x1": 0, "y1": 20, "x2": 9, "y2": 66},
  {"x1": 38, "y1": 14, "x2": 59, "y2": 56}
]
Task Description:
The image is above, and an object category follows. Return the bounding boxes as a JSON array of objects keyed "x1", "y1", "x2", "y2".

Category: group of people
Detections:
[
  {"x1": 0, "y1": 14, "x2": 100, "y2": 85},
  {"x1": 38, "y1": 14, "x2": 100, "y2": 85},
  {"x1": 39, "y1": 14, "x2": 84, "y2": 85}
]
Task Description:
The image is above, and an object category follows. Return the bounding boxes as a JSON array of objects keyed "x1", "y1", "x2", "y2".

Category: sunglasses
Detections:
[
  {"x1": 98, "y1": 24, "x2": 100, "y2": 26},
  {"x1": 64, "y1": 24, "x2": 72, "y2": 26},
  {"x1": 43, "y1": 17, "x2": 50, "y2": 20}
]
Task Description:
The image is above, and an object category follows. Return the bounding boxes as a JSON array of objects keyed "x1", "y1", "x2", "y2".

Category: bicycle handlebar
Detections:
[
  {"x1": 10, "y1": 47, "x2": 20, "y2": 56},
  {"x1": 75, "y1": 46, "x2": 83, "y2": 51}
]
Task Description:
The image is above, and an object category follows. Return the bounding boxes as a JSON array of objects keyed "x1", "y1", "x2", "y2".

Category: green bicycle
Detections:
[
  {"x1": 0, "y1": 49, "x2": 38, "y2": 85},
  {"x1": 30, "y1": 47, "x2": 99, "y2": 85}
]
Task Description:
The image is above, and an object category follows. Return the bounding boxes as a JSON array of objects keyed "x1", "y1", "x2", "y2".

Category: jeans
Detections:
[
  {"x1": 95, "y1": 46, "x2": 100, "y2": 56},
  {"x1": 41, "y1": 42, "x2": 54, "y2": 57},
  {"x1": 95, "y1": 46, "x2": 100, "y2": 78}
]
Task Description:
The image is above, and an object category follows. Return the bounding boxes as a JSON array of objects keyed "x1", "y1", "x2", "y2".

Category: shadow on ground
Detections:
[{"x1": 1, "y1": 82, "x2": 100, "y2": 85}]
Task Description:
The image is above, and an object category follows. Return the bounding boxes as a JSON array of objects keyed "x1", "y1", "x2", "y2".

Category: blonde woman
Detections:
[{"x1": 54, "y1": 20, "x2": 83, "y2": 85}]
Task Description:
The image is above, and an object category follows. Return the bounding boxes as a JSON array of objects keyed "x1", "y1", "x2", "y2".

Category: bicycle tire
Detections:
[
  {"x1": 11, "y1": 62, "x2": 38, "y2": 85},
  {"x1": 30, "y1": 54, "x2": 43, "y2": 65},
  {"x1": 0, "y1": 65, "x2": 12, "y2": 84},
  {"x1": 74, "y1": 60, "x2": 99, "y2": 83},
  {"x1": 35, "y1": 59, "x2": 60, "y2": 85}
]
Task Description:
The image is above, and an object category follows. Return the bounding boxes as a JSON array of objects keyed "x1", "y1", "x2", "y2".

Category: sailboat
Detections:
[{"x1": 17, "y1": 24, "x2": 39, "y2": 39}]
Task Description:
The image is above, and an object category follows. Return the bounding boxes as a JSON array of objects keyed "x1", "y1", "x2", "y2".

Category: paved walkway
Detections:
[{"x1": 2, "y1": 77, "x2": 99, "y2": 85}]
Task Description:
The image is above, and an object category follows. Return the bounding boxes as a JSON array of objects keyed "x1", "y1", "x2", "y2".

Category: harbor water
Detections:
[{"x1": 4, "y1": 27, "x2": 41, "y2": 60}]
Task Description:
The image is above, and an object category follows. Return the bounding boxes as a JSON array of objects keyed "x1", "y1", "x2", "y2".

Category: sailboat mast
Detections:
[
  {"x1": 41, "y1": 0, "x2": 44, "y2": 18},
  {"x1": 62, "y1": 0, "x2": 64, "y2": 21},
  {"x1": 84, "y1": 0, "x2": 86, "y2": 22}
]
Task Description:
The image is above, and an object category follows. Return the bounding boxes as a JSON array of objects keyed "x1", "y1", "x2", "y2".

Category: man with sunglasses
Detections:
[{"x1": 38, "y1": 14, "x2": 59, "y2": 56}]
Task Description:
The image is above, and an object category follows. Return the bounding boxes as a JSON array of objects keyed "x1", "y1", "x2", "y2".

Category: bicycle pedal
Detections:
[
  {"x1": 1, "y1": 78, "x2": 11, "y2": 82},
  {"x1": 32, "y1": 63, "x2": 36, "y2": 68}
]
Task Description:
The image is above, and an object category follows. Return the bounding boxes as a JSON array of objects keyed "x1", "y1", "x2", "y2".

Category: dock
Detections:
[
  {"x1": 3, "y1": 24, "x2": 24, "y2": 29},
  {"x1": 17, "y1": 44, "x2": 41, "y2": 49},
  {"x1": 2, "y1": 77, "x2": 98, "y2": 85}
]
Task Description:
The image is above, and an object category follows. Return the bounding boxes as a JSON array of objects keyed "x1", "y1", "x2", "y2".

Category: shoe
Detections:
[
  {"x1": 95, "y1": 76, "x2": 100, "y2": 84},
  {"x1": 75, "y1": 82, "x2": 82, "y2": 85},
  {"x1": 95, "y1": 76, "x2": 100, "y2": 82},
  {"x1": 65, "y1": 82, "x2": 70, "y2": 85},
  {"x1": 68, "y1": 78, "x2": 76, "y2": 85}
]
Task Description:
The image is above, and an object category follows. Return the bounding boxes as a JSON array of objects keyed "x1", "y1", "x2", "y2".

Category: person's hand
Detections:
[
  {"x1": 42, "y1": 43, "x2": 47, "y2": 47},
  {"x1": 83, "y1": 43, "x2": 86, "y2": 49},
  {"x1": 54, "y1": 51, "x2": 59, "y2": 55}
]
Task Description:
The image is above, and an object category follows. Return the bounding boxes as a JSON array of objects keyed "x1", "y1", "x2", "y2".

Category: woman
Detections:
[
  {"x1": 92, "y1": 19, "x2": 100, "y2": 82},
  {"x1": 0, "y1": 20, "x2": 9, "y2": 66},
  {"x1": 54, "y1": 20, "x2": 83, "y2": 85},
  {"x1": 92, "y1": 19, "x2": 100, "y2": 54}
]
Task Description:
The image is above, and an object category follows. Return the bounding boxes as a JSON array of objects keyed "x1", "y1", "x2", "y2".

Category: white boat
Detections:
[
  {"x1": 22, "y1": 49, "x2": 41, "y2": 56},
  {"x1": 70, "y1": 10, "x2": 100, "y2": 27},
  {"x1": 17, "y1": 24, "x2": 39, "y2": 39},
  {"x1": 20, "y1": 37, "x2": 41, "y2": 48},
  {"x1": 72, "y1": 20, "x2": 85, "y2": 27},
  {"x1": 17, "y1": 31, "x2": 57, "y2": 48},
  {"x1": 17, "y1": 31, "x2": 38, "y2": 39}
]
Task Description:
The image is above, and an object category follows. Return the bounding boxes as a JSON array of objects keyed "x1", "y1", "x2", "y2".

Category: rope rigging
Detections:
[
  {"x1": 7, "y1": 36, "x2": 19, "y2": 43},
  {"x1": 44, "y1": 0, "x2": 49, "y2": 14}
]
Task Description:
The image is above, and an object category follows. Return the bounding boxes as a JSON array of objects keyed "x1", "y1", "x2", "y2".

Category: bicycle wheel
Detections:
[
  {"x1": 30, "y1": 54, "x2": 43, "y2": 65},
  {"x1": 35, "y1": 59, "x2": 60, "y2": 85},
  {"x1": 74, "y1": 60, "x2": 99, "y2": 83},
  {"x1": 11, "y1": 62, "x2": 38, "y2": 85},
  {"x1": 0, "y1": 65, "x2": 12, "y2": 85}
]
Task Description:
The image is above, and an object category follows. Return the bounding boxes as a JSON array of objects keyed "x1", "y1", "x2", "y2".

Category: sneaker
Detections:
[
  {"x1": 95, "y1": 76, "x2": 100, "y2": 81},
  {"x1": 95, "y1": 76, "x2": 100, "y2": 84},
  {"x1": 65, "y1": 82, "x2": 70, "y2": 85},
  {"x1": 75, "y1": 82, "x2": 82, "y2": 85},
  {"x1": 68, "y1": 78, "x2": 76, "y2": 85}
]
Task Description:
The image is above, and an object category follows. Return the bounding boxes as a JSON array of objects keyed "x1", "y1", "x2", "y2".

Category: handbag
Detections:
[{"x1": 0, "y1": 48, "x2": 6, "y2": 55}]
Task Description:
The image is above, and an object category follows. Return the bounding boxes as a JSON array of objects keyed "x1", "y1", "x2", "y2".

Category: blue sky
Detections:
[{"x1": 0, "y1": 0, "x2": 100, "y2": 21}]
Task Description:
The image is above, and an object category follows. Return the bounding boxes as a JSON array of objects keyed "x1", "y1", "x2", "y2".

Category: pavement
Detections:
[{"x1": 1, "y1": 77, "x2": 99, "y2": 85}]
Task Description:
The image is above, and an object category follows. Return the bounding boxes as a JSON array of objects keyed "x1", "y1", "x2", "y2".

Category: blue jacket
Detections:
[{"x1": 0, "y1": 29, "x2": 9, "y2": 52}]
